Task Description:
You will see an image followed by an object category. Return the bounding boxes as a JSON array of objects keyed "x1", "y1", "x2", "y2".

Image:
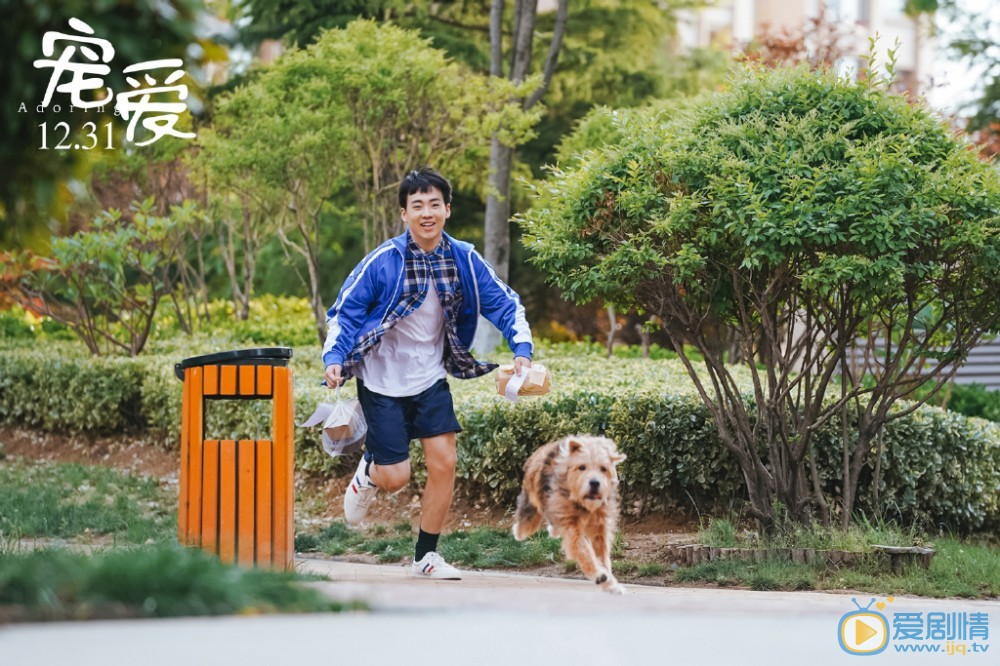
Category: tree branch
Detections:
[
  {"x1": 525, "y1": 0, "x2": 569, "y2": 110},
  {"x1": 490, "y1": 0, "x2": 504, "y2": 78}
]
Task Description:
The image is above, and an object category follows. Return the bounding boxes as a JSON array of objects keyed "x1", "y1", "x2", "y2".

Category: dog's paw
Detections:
[
  {"x1": 600, "y1": 577, "x2": 626, "y2": 595},
  {"x1": 511, "y1": 523, "x2": 526, "y2": 541}
]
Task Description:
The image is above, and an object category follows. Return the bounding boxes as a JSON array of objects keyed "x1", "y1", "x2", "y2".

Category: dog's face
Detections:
[{"x1": 557, "y1": 436, "x2": 626, "y2": 511}]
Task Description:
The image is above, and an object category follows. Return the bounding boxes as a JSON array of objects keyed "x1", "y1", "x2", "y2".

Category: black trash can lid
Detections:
[{"x1": 174, "y1": 347, "x2": 293, "y2": 381}]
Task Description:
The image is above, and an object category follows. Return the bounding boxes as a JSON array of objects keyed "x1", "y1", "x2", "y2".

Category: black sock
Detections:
[
  {"x1": 364, "y1": 459, "x2": 373, "y2": 480},
  {"x1": 415, "y1": 529, "x2": 440, "y2": 562}
]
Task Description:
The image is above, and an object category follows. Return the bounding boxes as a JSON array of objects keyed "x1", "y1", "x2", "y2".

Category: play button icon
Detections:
[
  {"x1": 839, "y1": 608, "x2": 889, "y2": 655},
  {"x1": 855, "y1": 618, "x2": 879, "y2": 645}
]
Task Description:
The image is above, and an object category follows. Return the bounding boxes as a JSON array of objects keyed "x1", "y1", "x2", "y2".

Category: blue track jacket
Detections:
[{"x1": 322, "y1": 231, "x2": 533, "y2": 377}]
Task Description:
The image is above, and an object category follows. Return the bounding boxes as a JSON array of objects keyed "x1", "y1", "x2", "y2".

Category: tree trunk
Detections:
[
  {"x1": 636, "y1": 321, "x2": 651, "y2": 358},
  {"x1": 606, "y1": 305, "x2": 617, "y2": 358},
  {"x1": 219, "y1": 225, "x2": 246, "y2": 322},
  {"x1": 196, "y1": 239, "x2": 211, "y2": 324},
  {"x1": 312, "y1": 294, "x2": 326, "y2": 346},
  {"x1": 476, "y1": 134, "x2": 514, "y2": 355},
  {"x1": 477, "y1": 0, "x2": 568, "y2": 357},
  {"x1": 300, "y1": 214, "x2": 327, "y2": 346},
  {"x1": 169, "y1": 291, "x2": 191, "y2": 335},
  {"x1": 484, "y1": 136, "x2": 513, "y2": 284}
]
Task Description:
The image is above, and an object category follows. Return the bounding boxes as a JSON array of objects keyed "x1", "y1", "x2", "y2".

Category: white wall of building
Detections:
[{"x1": 678, "y1": 0, "x2": 936, "y2": 95}]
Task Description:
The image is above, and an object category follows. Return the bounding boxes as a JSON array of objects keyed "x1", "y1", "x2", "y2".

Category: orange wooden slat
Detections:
[
  {"x1": 181, "y1": 367, "x2": 204, "y2": 545},
  {"x1": 220, "y1": 365, "x2": 237, "y2": 396},
  {"x1": 185, "y1": 435, "x2": 205, "y2": 546},
  {"x1": 284, "y1": 372, "x2": 295, "y2": 569},
  {"x1": 255, "y1": 441, "x2": 273, "y2": 567},
  {"x1": 178, "y1": 370, "x2": 192, "y2": 544},
  {"x1": 203, "y1": 364, "x2": 219, "y2": 396},
  {"x1": 177, "y1": 368, "x2": 204, "y2": 544},
  {"x1": 239, "y1": 366, "x2": 256, "y2": 397},
  {"x1": 271, "y1": 367, "x2": 294, "y2": 570},
  {"x1": 182, "y1": 368, "x2": 205, "y2": 544},
  {"x1": 283, "y1": 368, "x2": 295, "y2": 569},
  {"x1": 190, "y1": 369, "x2": 205, "y2": 541},
  {"x1": 219, "y1": 440, "x2": 237, "y2": 563},
  {"x1": 200, "y1": 439, "x2": 219, "y2": 554},
  {"x1": 237, "y1": 439, "x2": 256, "y2": 567},
  {"x1": 256, "y1": 365, "x2": 273, "y2": 397}
]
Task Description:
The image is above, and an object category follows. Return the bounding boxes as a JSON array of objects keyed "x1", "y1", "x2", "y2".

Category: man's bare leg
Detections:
[{"x1": 419, "y1": 432, "x2": 458, "y2": 533}]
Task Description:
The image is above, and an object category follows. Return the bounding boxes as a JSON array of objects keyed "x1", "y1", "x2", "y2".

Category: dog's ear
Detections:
[
  {"x1": 558, "y1": 437, "x2": 584, "y2": 457},
  {"x1": 599, "y1": 438, "x2": 626, "y2": 465}
]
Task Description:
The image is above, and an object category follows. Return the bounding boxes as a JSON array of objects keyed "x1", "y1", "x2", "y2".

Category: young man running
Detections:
[{"x1": 322, "y1": 167, "x2": 533, "y2": 579}]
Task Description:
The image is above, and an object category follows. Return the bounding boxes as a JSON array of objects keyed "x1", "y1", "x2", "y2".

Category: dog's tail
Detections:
[{"x1": 512, "y1": 488, "x2": 543, "y2": 541}]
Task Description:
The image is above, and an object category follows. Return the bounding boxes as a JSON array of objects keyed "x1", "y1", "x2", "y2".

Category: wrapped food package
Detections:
[{"x1": 496, "y1": 363, "x2": 551, "y2": 400}]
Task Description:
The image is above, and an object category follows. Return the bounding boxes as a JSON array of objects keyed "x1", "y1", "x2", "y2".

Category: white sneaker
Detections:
[
  {"x1": 343, "y1": 456, "x2": 378, "y2": 527},
  {"x1": 410, "y1": 551, "x2": 462, "y2": 580}
]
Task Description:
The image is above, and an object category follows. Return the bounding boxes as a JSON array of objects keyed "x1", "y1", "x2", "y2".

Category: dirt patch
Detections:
[
  {"x1": 297, "y1": 472, "x2": 521, "y2": 533},
  {"x1": 621, "y1": 511, "x2": 698, "y2": 534},
  {"x1": 1, "y1": 427, "x2": 178, "y2": 480}
]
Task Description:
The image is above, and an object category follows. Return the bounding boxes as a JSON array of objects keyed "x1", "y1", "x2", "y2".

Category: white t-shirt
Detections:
[{"x1": 356, "y1": 280, "x2": 447, "y2": 397}]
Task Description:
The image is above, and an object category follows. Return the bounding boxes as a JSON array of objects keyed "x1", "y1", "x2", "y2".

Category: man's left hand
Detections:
[{"x1": 514, "y1": 356, "x2": 532, "y2": 376}]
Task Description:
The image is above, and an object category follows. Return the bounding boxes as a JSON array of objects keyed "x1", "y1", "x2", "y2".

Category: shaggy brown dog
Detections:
[{"x1": 512, "y1": 435, "x2": 627, "y2": 594}]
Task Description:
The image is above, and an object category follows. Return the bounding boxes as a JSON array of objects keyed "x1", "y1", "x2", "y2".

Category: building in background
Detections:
[
  {"x1": 680, "y1": 3, "x2": 1000, "y2": 391},
  {"x1": 676, "y1": 0, "x2": 935, "y2": 96}
]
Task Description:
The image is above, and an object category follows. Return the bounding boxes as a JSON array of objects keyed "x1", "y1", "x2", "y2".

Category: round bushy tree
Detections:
[
  {"x1": 523, "y1": 65, "x2": 1000, "y2": 529},
  {"x1": 194, "y1": 19, "x2": 540, "y2": 344}
]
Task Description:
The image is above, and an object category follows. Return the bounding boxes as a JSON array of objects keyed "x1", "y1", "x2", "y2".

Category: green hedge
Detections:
[
  {"x1": 0, "y1": 352, "x2": 146, "y2": 433},
  {"x1": 810, "y1": 406, "x2": 1000, "y2": 533},
  {"x1": 149, "y1": 295, "x2": 320, "y2": 348},
  {"x1": 932, "y1": 383, "x2": 1000, "y2": 423},
  {"x1": 1, "y1": 340, "x2": 998, "y2": 533}
]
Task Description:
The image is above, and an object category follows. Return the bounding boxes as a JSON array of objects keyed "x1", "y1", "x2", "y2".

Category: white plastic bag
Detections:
[{"x1": 300, "y1": 386, "x2": 367, "y2": 457}]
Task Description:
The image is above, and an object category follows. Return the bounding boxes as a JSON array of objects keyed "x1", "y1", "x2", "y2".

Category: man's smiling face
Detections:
[{"x1": 402, "y1": 186, "x2": 451, "y2": 252}]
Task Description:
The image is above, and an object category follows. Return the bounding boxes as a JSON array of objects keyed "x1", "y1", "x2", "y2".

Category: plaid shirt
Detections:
[{"x1": 342, "y1": 234, "x2": 497, "y2": 381}]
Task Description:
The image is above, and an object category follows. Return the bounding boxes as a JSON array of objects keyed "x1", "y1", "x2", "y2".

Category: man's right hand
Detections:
[{"x1": 324, "y1": 364, "x2": 344, "y2": 388}]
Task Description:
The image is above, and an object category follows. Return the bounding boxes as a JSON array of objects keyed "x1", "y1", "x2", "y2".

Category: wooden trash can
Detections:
[{"x1": 174, "y1": 348, "x2": 294, "y2": 570}]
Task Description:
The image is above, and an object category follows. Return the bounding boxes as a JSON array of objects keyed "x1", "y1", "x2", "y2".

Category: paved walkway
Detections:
[{"x1": 1, "y1": 558, "x2": 997, "y2": 666}]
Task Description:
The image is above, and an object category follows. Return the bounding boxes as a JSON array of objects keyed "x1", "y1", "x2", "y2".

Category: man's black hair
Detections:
[{"x1": 399, "y1": 167, "x2": 452, "y2": 208}]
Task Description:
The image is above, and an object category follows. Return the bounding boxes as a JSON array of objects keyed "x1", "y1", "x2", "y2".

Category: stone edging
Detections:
[{"x1": 667, "y1": 544, "x2": 935, "y2": 571}]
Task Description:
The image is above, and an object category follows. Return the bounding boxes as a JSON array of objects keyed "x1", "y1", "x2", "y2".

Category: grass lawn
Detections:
[
  {"x1": 0, "y1": 456, "x2": 365, "y2": 622},
  {"x1": 297, "y1": 520, "x2": 566, "y2": 569},
  {"x1": 2, "y1": 453, "x2": 997, "y2": 605},
  {"x1": 674, "y1": 537, "x2": 1000, "y2": 598},
  {"x1": 0, "y1": 458, "x2": 174, "y2": 545},
  {"x1": 0, "y1": 546, "x2": 364, "y2": 622},
  {"x1": 683, "y1": 518, "x2": 1000, "y2": 598}
]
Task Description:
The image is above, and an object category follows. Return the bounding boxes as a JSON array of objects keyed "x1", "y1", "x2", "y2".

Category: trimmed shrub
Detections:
[
  {"x1": 0, "y1": 306, "x2": 74, "y2": 341},
  {"x1": 456, "y1": 391, "x2": 618, "y2": 494},
  {"x1": 0, "y1": 340, "x2": 997, "y2": 532},
  {"x1": 811, "y1": 405, "x2": 1000, "y2": 533},
  {"x1": 0, "y1": 308, "x2": 34, "y2": 340},
  {"x1": 607, "y1": 393, "x2": 745, "y2": 513},
  {"x1": 941, "y1": 384, "x2": 1000, "y2": 423},
  {"x1": 0, "y1": 350, "x2": 146, "y2": 433},
  {"x1": 152, "y1": 295, "x2": 319, "y2": 348}
]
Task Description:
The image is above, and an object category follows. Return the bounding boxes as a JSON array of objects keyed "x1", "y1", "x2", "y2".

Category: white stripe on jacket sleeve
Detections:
[{"x1": 472, "y1": 249, "x2": 533, "y2": 348}]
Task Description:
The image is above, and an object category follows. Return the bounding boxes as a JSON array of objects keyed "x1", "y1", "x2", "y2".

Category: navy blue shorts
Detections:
[{"x1": 356, "y1": 378, "x2": 462, "y2": 466}]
